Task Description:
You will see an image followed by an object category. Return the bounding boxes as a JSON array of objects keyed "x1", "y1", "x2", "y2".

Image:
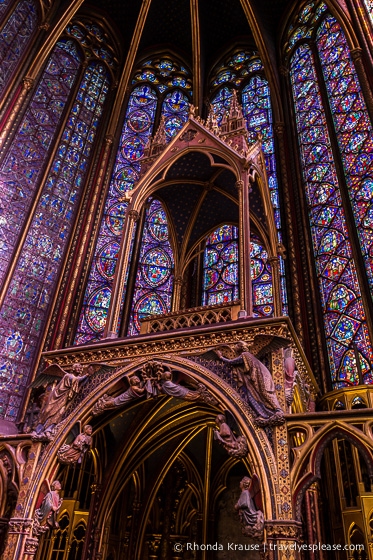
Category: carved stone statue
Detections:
[
  {"x1": 216, "y1": 341, "x2": 284, "y2": 426},
  {"x1": 57, "y1": 424, "x2": 93, "y2": 464},
  {"x1": 235, "y1": 476, "x2": 264, "y2": 540},
  {"x1": 93, "y1": 361, "x2": 217, "y2": 416},
  {"x1": 143, "y1": 361, "x2": 218, "y2": 405},
  {"x1": 213, "y1": 414, "x2": 248, "y2": 458},
  {"x1": 32, "y1": 364, "x2": 90, "y2": 440},
  {"x1": 92, "y1": 375, "x2": 145, "y2": 415},
  {"x1": 33, "y1": 480, "x2": 63, "y2": 536}
]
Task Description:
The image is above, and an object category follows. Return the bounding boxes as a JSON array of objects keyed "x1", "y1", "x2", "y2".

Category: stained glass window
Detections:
[
  {"x1": 0, "y1": 0, "x2": 12, "y2": 19},
  {"x1": 202, "y1": 226, "x2": 273, "y2": 314},
  {"x1": 162, "y1": 89, "x2": 189, "y2": 138},
  {"x1": 0, "y1": 39, "x2": 80, "y2": 288},
  {"x1": 0, "y1": 0, "x2": 38, "y2": 96},
  {"x1": 363, "y1": 0, "x2": 373, "y2": 26},
  {"x1": 290, "y1": 41, "x2": 373, "y2": 387},
  {"x1": 127, "y1": 200, "x2": 174, "y2": 335},
  {"x1": 316, "y1": 15, "x2": 373, "y2": 288},
  {"x1": 210, "y1": 51, "x2": 288, "y2": 315},
  {"x1": 0, "y1": 22, "x2": 114, "y2": 420},
  {"x1": 202, "y1": 225, "x2": 239, "y2": 306},
  {"x1": 251, "y1": 235, "x2": 273, "y2": 317},
  {"x1": 75, "y1": 56, "x2": 192, "y2": 343}
]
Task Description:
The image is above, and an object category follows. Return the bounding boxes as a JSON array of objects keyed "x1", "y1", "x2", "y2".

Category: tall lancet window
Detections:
[
  {"x1": 75, "y1": 56, "x2": 191, "y2": 344},
  {"x1": 0, "y1": 0, "x2": 38, "y2": 96},
  {"x1": 202, "y1": 225, "x2": 239, "y2": 306},
  {"x1": 209, "y1": 51, "x2": 287, "y2": 315},
  {"x1": 287, "y1": 1, "x2": 373, "y2": 386},
  {"x1": 128, "y1": 200, "x2": 174, "y2": 335},
  {"x1": 0, "y1": 20, "x2": 117, "y2": 420}
]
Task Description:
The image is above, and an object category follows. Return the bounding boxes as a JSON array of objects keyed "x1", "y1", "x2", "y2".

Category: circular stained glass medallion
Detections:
[
  {"x1": 97, "y1": 242, "x2": 120, "y2": 280},
  {"x1": 141, "y1": 248, "x2": 171, "y2": 287},
  {"x1": 122, "y1": 136, "x2": 145, "y2": 160},
  {"x1": 223, "y1": 262, "x2": 238, "y2": 285},
  {"x1": 114, "y1": 166, "x2": 138, "y2": 193},
  {"x1": 149, "y1": 207, "x2": 169, "y2": 241},
  {"x1": 204, "y1": 268, "x2": 219, "y2": 289},
  {"x1": 134, "y1": 293, "x2": 166, "y2": 332},
  {"x1": 128, "y1": 109, "x2": 152, "y2": 133},
  {"x1": 106, "y1": 202, "x2": 128, "y2": 235},
  {"x1": 85, "y1": 287, "x2": 111, "y2": 332}
]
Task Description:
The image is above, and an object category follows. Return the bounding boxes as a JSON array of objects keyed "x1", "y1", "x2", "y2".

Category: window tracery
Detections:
[
  {"x1": 202, "y1": 225, "x2": 239, "y2": 306},
  {"x1": 287, "y1": 1, "x2": 373, "y2": 386},
  {"x1": 202, "y1": 226, "x2": 273, "y2": 316},
  {"x1": 0, "y1": 0, "x2": 38, "y2": 96},
  {"x1": 128, "y1": 200, "x2": 174, "y2": 336},
  {"x1": 75, "y1": 56, "x2": 191, "y2": 343},
  {"x1": 209, "y1": 51, "x2": 287, "y2": 315},
  {"x1": 0, "y1": 19, "x2": 115, "y2": 420}
]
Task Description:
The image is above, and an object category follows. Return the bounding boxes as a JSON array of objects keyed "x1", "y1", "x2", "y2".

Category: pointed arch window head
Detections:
[
  {"x1": 76, "y1": 55, "x2": 192, "y2": 343},
  {"x1": 209, "y1": 50, "x2": 287, "y2": 314},
  {"x1": 287, "y1": 1, "x2": 373, "y2": 386},
  {"x1": 128, "y1": 200, "x2": 174, "y2": 336}
]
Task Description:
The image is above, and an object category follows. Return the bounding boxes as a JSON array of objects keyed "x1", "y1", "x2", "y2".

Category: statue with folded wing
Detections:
[
  {"x1": 214, "y1": 413, "x2": 248, "y2": 457},
  {"x1": 30, "y1": 363, "x2": 94, "y2": 440},
  {"x1": 57, "y1": 424, "x2": 93, "y2": 464},
  {"x1": 214, "y1": 341, "x2": 285, "y2": 426},
  {"x1": 235, "y1": 475, "x2": 264, "y2": 540},
  {"x1": 33, "y1": 480, "x2": 63, "y2": 536}
]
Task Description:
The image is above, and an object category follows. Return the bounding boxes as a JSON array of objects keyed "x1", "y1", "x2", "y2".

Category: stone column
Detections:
[
  {"x1": 2, "y1": 443, "x2": 42, "y2": 560},
  {"x1": 2, "y1": 518, "x2": 33, "y2": 560},
  {"x1": 236, "y1": 178, "x2": 252, "y2": 315},
  {"x1": 104, "y1": 209, "x2": 140, "y2": 338},
  {"x1": 265, "y1": 521, "x2": 303, "y2": 560},
  {"x1": 267, "y1": 256, "x2": 282, "y2": 317}
]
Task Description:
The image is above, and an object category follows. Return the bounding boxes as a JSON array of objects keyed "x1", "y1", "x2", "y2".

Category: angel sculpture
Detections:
[
  {"x1": 33, "y1": 480, "x2": 63, "y2": 536},
  {"x1": 30, "y1": 363, "x2": 94, "y2": 440},
  {"x1": 213, "y1": 341, "x2": 285, "y2": 426},
  {"x1": 214, "y1": 413, "x2": 248, "y2": 458},
  {"x1": 143, "y1": 361, "x2": 218, "y2": 406},
  {"x1": 57, "y1": 424, "x2": 93, "y2": 464},
  {"x1": 92, "y1": 375, "x2": 146, "y2": 416},
  {"x1": 235, "y1": 476, "x2": 264, "y2": 540}
]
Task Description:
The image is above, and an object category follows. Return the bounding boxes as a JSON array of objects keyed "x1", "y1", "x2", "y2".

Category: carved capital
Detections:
[
  {"x1": 105, "y1": 134, "x2": 114, "y2": 145},
  {"x1": 128, "y1": 210, "x2": 140, "y2": 222},
  {"x1": 174, "y1": 276, "x2": 184, "y2": 286},
  {"x1": 25, "y1": 537, "x2": 39, "y2": 555},
  {"x1": 23, "y1": 78, "x2": 35, "y2": 91},
  {"x1": 351, "y1": 47, "x2": 363, "y2": 61},
  {"x1": 274, "y1": 122, "x2": 285, "y2": 136},
  {"x1": 279, "y1": 65, "x2": 289, "y2": 77},
  {"x1": 8, "y1": 518, "x2": 33, "y2": 533},
  {"x1": 38, "y1": 22, "x2": 50, "y2": 31},
  {"x1": 265, "y1": 521, "x2": 303, "y2": 540},
  {"x1": 235, "y1": 180, "x2": 244, "y2": 191}
]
